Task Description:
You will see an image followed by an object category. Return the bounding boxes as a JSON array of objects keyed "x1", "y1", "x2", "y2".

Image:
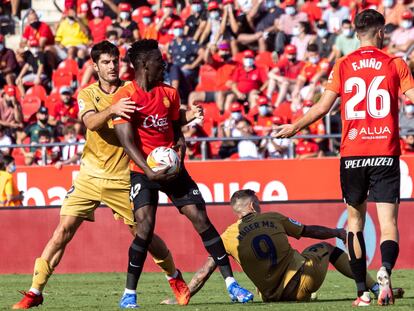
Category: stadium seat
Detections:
[
  {"x1": 255, "y1": 51, "x2": 275, "y2": 70},
  {"x1": 52, "y1": 68, "x2": 75, "y2": 89},
  {"x1": 12, "y1": 148, "x2": 26, "y2": 166},
  {"x1": 21, "y1": 95, "x2": 42, "y2": 123},
  {"x1": 26, "y1": 85, "x2": 48, "y2": 103},
  {"x1": 195, "y1": 65, "x2": 218, "y2": 92},
  {"x1": 45, "y1": 93, "x2": 61, "y2": 113},
  {"x1": 57, "y1": 58, "x2": 79, "y2": 78}
]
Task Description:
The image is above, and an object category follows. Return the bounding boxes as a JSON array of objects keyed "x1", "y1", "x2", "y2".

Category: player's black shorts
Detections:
[
  {"x1": 129, "y1": 167, "x2": 205, "y2": 211},
  {"x1": 340, "y1": 156, "x2": 400, "y2": 206}
]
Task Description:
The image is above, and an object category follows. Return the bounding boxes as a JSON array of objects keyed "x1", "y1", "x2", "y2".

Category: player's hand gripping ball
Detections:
[{"x1": 146, "y1": 147, "x2": 180, "y2": 174}]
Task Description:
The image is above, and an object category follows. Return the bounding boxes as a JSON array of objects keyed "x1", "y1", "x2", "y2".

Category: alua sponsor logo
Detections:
[{"x1": 348, "y1": 126, "x2": 391, "y2": 141}]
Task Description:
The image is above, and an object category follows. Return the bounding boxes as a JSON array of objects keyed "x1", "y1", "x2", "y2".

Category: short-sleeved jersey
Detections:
[
  {"x1": 326, "y1": 46, "x2": 414, "y2": 157},
  {"x1": 221, "y1": 212, "x2": 306, "y2": 301},
  {"x1": 77, "y1": 81, "x2": 130, "y2": 180},
  {"x1": 231, "y1": 66, "x2": 267, "y2": 94},
  {"x1": 112, "y1": 81, "x2": 180, "y2": 173}
]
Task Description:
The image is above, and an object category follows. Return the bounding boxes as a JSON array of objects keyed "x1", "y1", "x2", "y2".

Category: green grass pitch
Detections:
[{"x1": 1, "y1": 270, "x2": 413, "y2": 310}]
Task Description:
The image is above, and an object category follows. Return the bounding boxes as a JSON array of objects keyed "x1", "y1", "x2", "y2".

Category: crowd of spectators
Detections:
[{"x1": 1, "y1": 0, "x2": 414, "y2": 163}]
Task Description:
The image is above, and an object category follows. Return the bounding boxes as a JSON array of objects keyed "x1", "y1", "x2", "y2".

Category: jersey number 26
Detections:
[{"x1": 344, "y1": 75, "x2": 390, "y2": 120}]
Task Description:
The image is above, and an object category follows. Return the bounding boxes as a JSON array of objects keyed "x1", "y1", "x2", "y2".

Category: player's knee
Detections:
[{"x1": 52, "y1": 225, "x2": 75, "y2": 246}]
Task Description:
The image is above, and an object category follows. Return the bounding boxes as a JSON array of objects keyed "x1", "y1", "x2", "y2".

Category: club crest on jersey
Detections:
[
  {"x1": 347, "y1": 126, "x2": 391, "y2": 141},
  {"x1": 96, "y1": 96, "x2": 100, "y2": 103},
  {"x1": 78, "y1": 99, "x2": 85, "y2": 111},
  {"x1": 163, "y1": 97, "x2": 170, "y2": 108}
]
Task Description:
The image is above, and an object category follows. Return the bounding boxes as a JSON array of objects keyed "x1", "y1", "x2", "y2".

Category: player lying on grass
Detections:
[
  {"x1": 162, "y1": 189, "x2": 403, "y2": 304},
  {"x1": 12, "y1": 40, "x2": 202, "y2": 310}
]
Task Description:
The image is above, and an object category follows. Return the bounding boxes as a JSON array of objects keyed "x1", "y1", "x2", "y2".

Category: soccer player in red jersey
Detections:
[
  {"x1": 112, "y1": 39, "x2": 253, "y2": 307},
  {"x1": 276, "y1": 9, "x2": 414, "y2": 307}
]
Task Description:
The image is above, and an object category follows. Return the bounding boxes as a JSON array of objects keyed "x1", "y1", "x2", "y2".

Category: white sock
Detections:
[
  {"x1": 29, "y1": 288, "x2": 41, "y2": 296},
  {"x1": 165, "y1": 270, "x2": 179, "y2": 280},
  {"x1": 225, "y1": 277, "x2": 236, "y2": 289},
  {"x1": 124, "y1": 288, "x2": 136, "y2": 295}
]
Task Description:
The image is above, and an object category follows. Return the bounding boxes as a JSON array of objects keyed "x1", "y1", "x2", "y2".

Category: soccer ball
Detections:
[{"x1": 146, "y1": 147, "x2": 180, "y2": 174}]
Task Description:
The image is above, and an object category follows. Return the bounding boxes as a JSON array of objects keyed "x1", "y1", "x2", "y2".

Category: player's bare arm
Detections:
[
  {"x1": 161, "y1": 256, "x2": 217, "y2": 304},
  {"x1": 114, "y1": 122, "x2": 176, "y2": 182},
  {"x1": 180, "y1": 103, "x2": 204, "y2": 124},
  {"x1": 301, "y1": 225, "x2": 346, "y2": 243},
  {"x1": 275, "y1": 89, "x2": 338, "y2": 138},
  {"x1": 172, "y1": 120, "x2": 186, "y2": 165},
  {"x1": 404, "y1": 88, "x2": 414, "y2": 104},
  {"x1": 82, "y1": 97, "x2": 136, "y2": 131}
]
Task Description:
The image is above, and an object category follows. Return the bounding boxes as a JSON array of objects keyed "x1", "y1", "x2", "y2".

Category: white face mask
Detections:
[
  {"x1": 192, "y1": 4, "x2": 202, "y2": 13},
  {"x1": 259, "y1": 106, "x2": 269, "y2": 116},
  {"x1": 231, "y1": 112, "x2": 242, "y2": 120},
  {"x1": 406, "y1": 105, "x2": 414, "y2": 114},
  {"x1": 317, "y1": 29, "x2": 328, "y2": 38},
  {"x1": 383, "y1": 0, "x2": 394, "y2": 8},
  {"x1": 142, "y1": 17, "x2": 152, "y2": 25},
  {"x1": 309, "y1": 56, "x2": 319, "y2": 64},
  {"x1": 209, "y1": 11, "x2": 220, "y2": 20},
  {"x1": 292, "y1": 26, "x2": 301, "y2": 36},
  {"x1": 265, "y1": 0, "x2": 275, "y2": 9},
  {"x1": 285, "y1": 6, "x2": 296, "y2": 16},
  {"x1": 243, "y1": 57, "x2": 254, "y2": 68},
  {"x1": 401, "y1": 20, "x2": 412, "y2": 29},
  {"x1": 119, "y1": 12, "x2": 130, "y2": 20},
  {"x1": 173, "y1": 28, "x2": 184, "y2": 37},
  {"x1": 342, "y1": 28, "x2": 353, "y2": 37},
  {"x1": 30, "y1": 47, "x2": 39, "y2": 56},
  {"x1": 7, "y1": 163, "x2": 16, "y2": 174}
]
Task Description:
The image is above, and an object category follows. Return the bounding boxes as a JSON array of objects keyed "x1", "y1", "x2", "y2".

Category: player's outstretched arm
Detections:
[
  {"x1": 301, "y1": 225, "x2": 346, "y2": 243},
  {"x1": 275, "y1": 89, "x2": 338, "y2": 138},
  {"x1": 161, "y1": 256, "x2": 217, "y2": 304},
  {"x1": 405, "y1": 88, "x2": 414, "y2": 104},
  {"x1": 114, "y1": 122, "x2": 176, "y2": 182},
  {"x1": 83, "y1": 97, "x2": 135, "y2": 131},
  {"x1": 180, "y1": 103, "x2": 204, "y2": 125}
]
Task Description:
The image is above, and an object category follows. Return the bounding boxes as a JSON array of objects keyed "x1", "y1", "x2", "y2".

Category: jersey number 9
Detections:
[{"x1": 251, "y1": 234, "x2": 277, "y2": 268}]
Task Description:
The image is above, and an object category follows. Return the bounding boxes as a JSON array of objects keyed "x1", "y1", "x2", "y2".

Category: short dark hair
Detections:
[
  {"x1": 354, "y1": 9, "x2": 385, "y2": 35},
  {"x1": 342, "y1": 19, "x2": 351, "y2": 26},
  {"x1": 90, "y1": 41, "x2": 120, "y2": 63},
  {"x1": 230, "y1": 189, "x2": 256, "y2": 206},
  {"x1": 127, "y1": 39, "x2": 159, "y2": 69},
  {"x1": 299, "y1": 21, "x2": 312, "y2": 35},
  {"x1": 0, "y1": 155, "x2": 14, "y2": 171},
  {"x1": 307, "y1": 43, "x2": 318, "y2": 53}
]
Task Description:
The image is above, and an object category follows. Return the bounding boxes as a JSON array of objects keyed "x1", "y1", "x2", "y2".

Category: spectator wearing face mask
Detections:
[
  {"x1": 15, "y1": 40, "x2": 51, "y2": 96},
  {"x1": 55, "y1": 125, "x2": 85, "y2": 169},
  {"x1": 378, "y1": 0, "x2": 408, "y2": 26},
  {"x1": 401, "y1": 132, "x2": 414, "y2": 155},
  {"x1": 294, "y1": 126, "x2": 319, "y2": 159},
  {"x1": 155, "y1": 0, "x2": 181, "y2": 46},
  {"x1": 291, "y1": 43, "x2": 331, "y2": 110},
  {"x1": 0, "y1": 86, "x2": 23, "y2": 136},
  {"x1": 274, "y1": 0, "x2": 308, "y2": 54},
  {"x1": 21, "y1": 9, "x2": 55, "y2": 50},
  {"x1": 219, "y1": 0, "x2": 241, "y2": 54},
  {"x1": 199, "y1": 2, "x2": 223, "y2": 45},
  {"x1": 188, "y1": 40, "x2": 237, "y2": 114},
  {"x1": 88, "y1": 0, "x2": 115, "y2": 44},
  {"x1": 332, "y1": 19, "x2": 360, "y2": 60},
  {"x1": 0, "y1": 35, "x2": 19, "y2": 87},
  {"x1": 235, "y1": 118, "x2": 260, "y2": 159},
  {"x1": 218, "y1": 102, "x2": 245, "y2": 158},
  {"x1": 0, "y1": 155, "x2": 23, "y2": 207},
  {"x1": 31, "y1": 129, "x2": 61, "y2": 166},
  {"x1": 388, "y1": 10, "x2": 414, "y2": 57},
  {"x1": 400, "y1": 100, "x2": 414, "y2": 133},
  {"x1": 322, "y1": 0, "x2": 351, "y2": 34},
  {"x1": 267, "y1": 44, "x2": 305, "y2": 107},
  {"x1": 250, "y1": 95, "x2": 274, "y2": 136},
  {"x1": 314, "y1": 20, "x2": 337, "y2": 62},
  {"x1": 52, "y1": 86, "x2": 79, "y2": 127},
  {"x1": 290, "y1": 21, "x2": 315, "y2": 61},
  {"x1": 167, "y1": 20, "x2": 204, "y2": 104},
  {"x1": 138, "y1": 7, "x2": 158, "y2": 40},
  {"x1": 224, "y1": 50, "x2": 268, "y2": 112},
  {"x1": 185, "y1": 0, "x2": 208, "y2": 42},
  {"x1": 259, "y1": 116, "x2": 290, "y2": 158},
  {"x1": 55, "y1": 8, "x2": 90, "y2": 59},
  {"x1": 110, "y1": 2, "x2": 139, "y2": 41}
]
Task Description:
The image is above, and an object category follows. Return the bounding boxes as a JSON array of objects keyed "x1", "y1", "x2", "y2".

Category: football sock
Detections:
[
  {"x1": 225, "y1": 277, "x2": 236, "y2": 288},
  {"x1": 165, "y1": 270, "x2": 179, "y2": 281},
  {"x1": 200, "y1": 225, "x2": 232, "y2": 279},
  {"x1": 380, "y1": 240, "x2": 399, "y2": 275},
  {"x1": 152, "y1": 250, "x2": 177, "y2": 277},
  {"x1": 126, "y1": 236, "x2": 150, "y2": 290},
  {"x1": 330, "y1": 247, "x2": 376, "y2": 288},
  {"x1": 30, "y1": 257, "x2": 53, "y2": 293},
  {"x1": 123, "y1": 288, "x2": 136, "y2": 295},
  {"x1": 348, "y1": 231, "x2": 368, "y2": 296}
]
